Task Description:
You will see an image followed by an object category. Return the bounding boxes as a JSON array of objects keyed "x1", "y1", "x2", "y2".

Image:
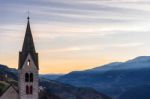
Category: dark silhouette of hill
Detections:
[
  {"x1": 0, "y1": 64, "x2": 110, "y2": 99},
  {"x1": 119, "y1": 84, "x2": 150, "y2": 99},
  {"x1": 56, "y1": 56, "x2": 150, "y2": 98}
]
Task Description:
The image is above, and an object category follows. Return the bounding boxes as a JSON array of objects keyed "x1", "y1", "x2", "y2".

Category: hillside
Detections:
[
  {"x1": 2, "y1": 56, "x2": 150, "y2": 99},
  {"x1": 119, "y1": 84, "x2": 150, "y2": 99},
  {"x1": 0, "y1": 64, "x2": 110, "y2": 99},
  {"x1": 57, "y1": 56, "x2": 150, "y2": 99}
]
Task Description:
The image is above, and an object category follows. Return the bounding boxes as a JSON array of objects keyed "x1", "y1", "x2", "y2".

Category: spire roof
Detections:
[
  {"x1": 22, "y1": 17, "x2": 36, "y2": 53},
  {"x1": 19, "y1": 17, "x2": 39, "y2": 69}
]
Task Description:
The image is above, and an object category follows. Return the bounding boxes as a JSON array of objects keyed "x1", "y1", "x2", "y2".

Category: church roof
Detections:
[
  {"x1": 22, "y1": 17, "x2": 36, "y2": 54},
  {"x1": 0, "y1": 81, "x2": 18, "y2": 97},
  {"x1": 18, "y1": 17, "x2": 39, "y2": 69}
]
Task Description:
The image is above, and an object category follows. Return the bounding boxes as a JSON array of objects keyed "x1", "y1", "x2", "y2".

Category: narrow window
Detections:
[
  {"x1": 26, "y1": 85, "x2": 29, "y2": 94},
  {"x1": 30, "y1": 86, "x2": 33, "y2": 94},
  {"x1": 27, "y1": 60, "x2": 30, "y2": 66},
  {"x1": 30, "y1": 73, "x2": 33, "y2": 82},
  {"x1": 25, "y1": 73, "x2": 29, "y2": 82}
]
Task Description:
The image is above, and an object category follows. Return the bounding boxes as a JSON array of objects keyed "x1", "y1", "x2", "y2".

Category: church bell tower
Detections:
[{"x1": 18, "y1": 17, "x2": 39, "y2": 99}]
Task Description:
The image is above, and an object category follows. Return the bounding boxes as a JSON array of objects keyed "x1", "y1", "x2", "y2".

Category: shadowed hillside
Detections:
[
  {"x1": 0, "y1": 64, "x2": 110, "y2": 99},
  {"x1": 56, "y1": 56, "x2": 150, "y2": 99}
]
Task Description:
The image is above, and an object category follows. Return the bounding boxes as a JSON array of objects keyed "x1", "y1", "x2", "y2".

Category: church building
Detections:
[
  {"x1": 0, "y1": 17, "x2": 39, "y2": 99},
  {"x1": 18, "y1": 16, "x2": 39, "y2": 99}
]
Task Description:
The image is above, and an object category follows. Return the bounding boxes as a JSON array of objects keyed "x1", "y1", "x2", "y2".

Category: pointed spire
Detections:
[
  {"x1": 22, "y1": 17, "x2": 36, "y2": 53},
  {"x1": 19, "y1": 17, "x2": 39, "y2": 69}
]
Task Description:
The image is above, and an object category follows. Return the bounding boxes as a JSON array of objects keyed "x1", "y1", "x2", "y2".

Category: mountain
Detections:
[
  {"x1": 40, "y1": 74, "x2": 63, "y2": 80},
  {"x1": 91, "y1": 56, "x2": 150, "y2": 71},
  {"x1": 57, "y1": 56, "x2": 150, "y2": 99},
  {"x1": 0, "y1": 64, "x2": 18, "y2": 80},
  {"x1": 1, "y1": 56, "x2": 150, "y2": 99},
  {"x1": 119, "y1": 84, "x2": 150, "y2": 99},
  {"x1": 40, "y1": 78, "x2": 110, "y2": 99},
  {"x1": 0, "y1": 64, "x2": 110, "y2": 99}
]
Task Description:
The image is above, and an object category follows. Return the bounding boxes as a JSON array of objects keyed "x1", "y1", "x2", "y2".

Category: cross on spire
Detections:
[{"x1": 27, "y1": 10, "x2": 30, "y2": 20}]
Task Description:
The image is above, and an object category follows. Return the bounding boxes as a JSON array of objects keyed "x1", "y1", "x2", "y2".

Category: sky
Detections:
[{"x1": 1, "y1": 0, "x2": 150, "y2": 74}]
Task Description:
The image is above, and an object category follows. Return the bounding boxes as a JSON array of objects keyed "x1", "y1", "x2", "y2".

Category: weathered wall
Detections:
[{"x1": 19, "y1": 54, "x2": 39, "y2": 99}]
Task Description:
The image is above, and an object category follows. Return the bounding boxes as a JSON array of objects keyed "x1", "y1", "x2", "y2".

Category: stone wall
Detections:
[{"x1": 19, "y1": 54, "x2": 39, "y2": 99}]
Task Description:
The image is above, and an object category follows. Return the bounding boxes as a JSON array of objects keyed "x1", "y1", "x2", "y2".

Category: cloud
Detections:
[
  {"x1": 74, "y1": 0, "x2": 150, "y2": 3},
  {"x1": 110, "y1": 42, "x2": 144, "y2": 48},
  {"x1": 1, "y1": 0, "x2": 150, "y2": 73},
  {"x1": 1, "y1": 0, "x2": 150, "y2": 25},
  {"x1": 41, "y1": 45, "x2": 101, "y2": 53}
]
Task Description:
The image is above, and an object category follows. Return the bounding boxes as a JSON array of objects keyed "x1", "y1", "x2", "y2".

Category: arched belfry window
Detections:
[
  {"x1": 30, "y1": 86, "x2": 33, "y2": 94},
  {"x1": 30, "y1": 73, "x2": 33, "y2": 82},
  {"x1": 26, "y1": 85, "x2": 29, "y2": 94},
  {"x1": 27, "y1": 60, "x2": 31, "y2": 66},
  {"x1": 26, "y1": 85, "x2": 33, "y2": 95},
  {"x1": 25, "y1": 73, "x2": 29, "y2": 82}
]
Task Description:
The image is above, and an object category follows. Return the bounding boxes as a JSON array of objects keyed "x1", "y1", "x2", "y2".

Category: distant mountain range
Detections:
[
  {"x1": 54, "y1": 56, "x2": 150, "y2": 99},
  {"x1": 1, "y1": 56, "x2": 150, "y2": 99},
  {"x1": 0, "y1": 64, "x2": 110, "y2": 99},
  {"x1": 40, "y1": 74, "x2": 63, "y2": 80}
]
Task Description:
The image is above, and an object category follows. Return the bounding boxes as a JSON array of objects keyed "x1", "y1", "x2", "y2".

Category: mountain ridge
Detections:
[
  {"x1": 0, "y1": 64, "x2": 110, "y2": 99},
  {"x1": 1, "y1": 56, "x2": 150, "y2": 99},
  {"x1": 56, "y1": 56, "x2": 150, "y2": 99}
]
